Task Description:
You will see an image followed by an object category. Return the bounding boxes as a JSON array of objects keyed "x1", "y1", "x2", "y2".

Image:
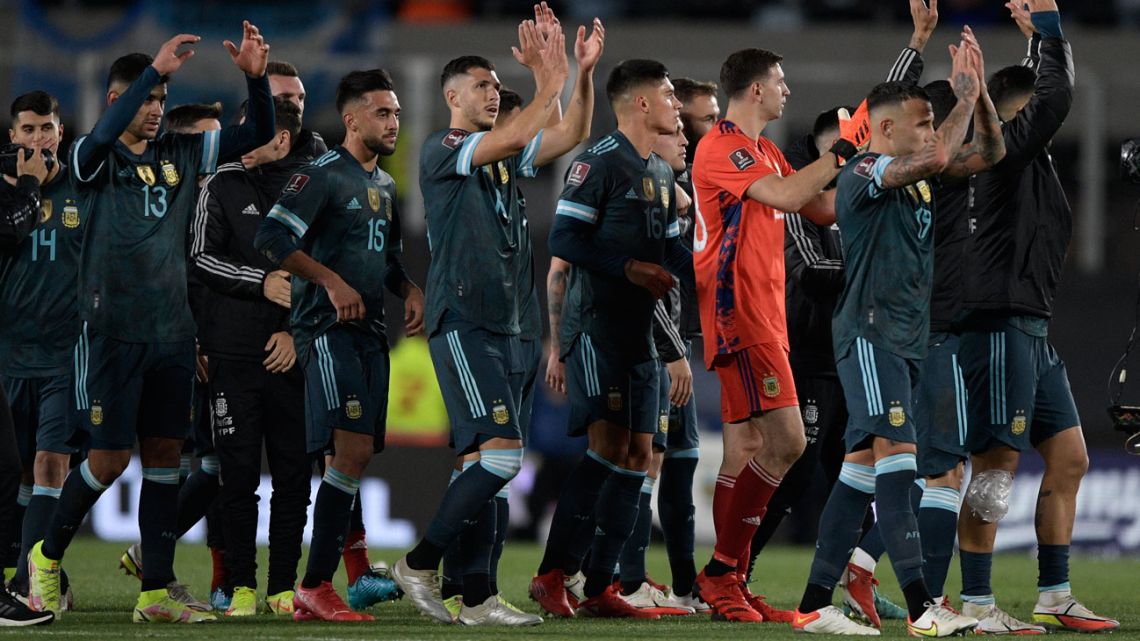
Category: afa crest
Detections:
[
  {"x1": 660, "y1": 179, "x2": 670, "y2": 208},
  {"x1": 803, "y1": 403, "x2": 819, "y2": 425},
  {"x1": 498, "y1": 161, "x2": 510, "y2": 185},
  {"x1": 762, "y1": 375, "x2": 780, "y2": 398},
  {"x1": 889, "y1": 405, "x2": 906, "y2": 427},
  {"x1": 1011, "y1": 414, "x2": 1027, "y2": 436},
  {"x1": 346, "y1": 399, "x2": 363, "y2": 420},
  {"x1": 642, "y1": 176, "x2": 655, "y2": 202},
  {"x1": 658, "y1": 414, "x2": 669, "y2": 434},
  {"x1": 160, "y1": 161, "x2": 180, "y2": 187},
  {"x1": 90, "y1": 403, "x2": 104, "y2": 426},
  {"x1": 367, "y1": 187, "x2": 381, "y2": 213},
  {"x1": 214, "y1": 397, "x2": 228, "y2": 418},
  {"x1": 63, "y1": 205, "x2": 80, "y2": 229},
  {"x1": 607, "y1": 390, "x2": 623, "y2": 412},
  {"x1": 384, "y1": 196, "x2": 393, "y2": 220},
  {"x1": 40, "y1": 199, "x2": 52, "y2": 223},
  {"x1": 136, "y1": 165, "x2": 156, "y2": 186},
  {"x1": 917, "y1": 180, "x2": 932, "y2": 204},
  {"x1": 492, "y1": 402, "x2": 510, "y2": 425}
]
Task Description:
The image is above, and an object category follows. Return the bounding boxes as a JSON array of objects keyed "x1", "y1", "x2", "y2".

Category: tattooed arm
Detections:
[{"x1": 944, "y1": 26, "x2": 1006, "y2": 177}]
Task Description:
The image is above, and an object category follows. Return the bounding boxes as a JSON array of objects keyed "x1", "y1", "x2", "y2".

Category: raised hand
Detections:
[
  {"x1": 908, "y1": 0, "x2": 938, "y2": 51},
  {"x1": 534, "y1": 2, "x2": 561, "y2": 44},
  {"x1": 151, "y1": 34, "x2": 201, "y2": 76},
  {"x1": 512, "y1": 20, "x2": 545, "y2": 70},
  {"x1": 961, "y1": 25, "x2": 987, "y2": 95},
  {"x1": 949, "y1": 39, "x2": 980, "y2": 104},
  {"x1": 1024, "y1": 0, "x2": 1059, "y2": 12},
  {"x1": 537, "y1": 26, "x2": 569, "y2": 88},
  {"x1": 574, "y1": 18, "x2": 605, "y2": 72},
  {"x1": 1004, "y1": 1, "x2": 1036, "y2": 38},
  {"x1": 224, "y1": 20, "x2": 270, "y2": 77}
]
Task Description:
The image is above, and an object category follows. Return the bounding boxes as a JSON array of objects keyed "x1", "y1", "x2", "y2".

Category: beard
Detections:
[{"x1": 363, "y1": 134, "x2": 396, "y2": 157}]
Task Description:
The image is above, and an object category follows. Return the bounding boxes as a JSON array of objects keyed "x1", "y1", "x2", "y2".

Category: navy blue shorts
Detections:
[
  {"x1": 183, "y1": 380, "x2": 215, "y2": 457},
  {"x1": 565, "y1": 333, "x2": 659, "y2": 438},
  {"x1": 1, "y1": 374, "x2": 78, "y2": 465},
  {"x1": 836, "y1": 337, "x2": 920, "y2": 453},
  {"x1": 518, "y1": 337, "x2": 543, "y2": 443},
  {"x1": 914, "y1": 333, "x2": 968, "y2": 477},
  {"x1": 958, "y1": 317, "x2": 1080, "y2": 454},
  {"x1": 653, "y1": 342, "x2": 700, "y2": 454},
  {"x1": 300, "y1": 326, "x2": 389, "y2": 455},
  {"x1": 73, "y1": 324, "x2": 195, "y2": 450},
  {"x1": 429, "y1": 312, "x2": 524, "y2": 455}
]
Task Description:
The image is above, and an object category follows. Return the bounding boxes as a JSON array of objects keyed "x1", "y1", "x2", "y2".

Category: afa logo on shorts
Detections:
[
  {"x1": 345, "y1": 399, "x2": 363, "y2": 420},
  {"x1": 803, "y1": 402, "x2": 819, "y2": 425},
  {"x1": 889, "y1": 403, "x2": 906, "y2": 427},
  {"x1": 214, "y1": 396, "x2": 228, "y2": 418},
  {"x1": 762, "y1": 375, "x2": 780, "y2": 398},
  {"x1": 607, "y1": 389, "x2": 623, "y2": 411},
  {"x1": 492, "y1": 401, "x2": 510, "y2": 426},
  {"x1": 1011, "y1": 412, "x2": 1027, "y2": 436},
  {"x1": 658, "y1": 413, "x2": 669, "y2": 434},
  {"x1": 90, "y1": 402, "x2": 104, "y2": 426}
]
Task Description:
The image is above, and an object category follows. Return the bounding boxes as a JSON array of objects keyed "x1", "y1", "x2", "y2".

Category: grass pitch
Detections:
[{"x1": 3, "y1": 538, "x2": 1136, "y2": 639}]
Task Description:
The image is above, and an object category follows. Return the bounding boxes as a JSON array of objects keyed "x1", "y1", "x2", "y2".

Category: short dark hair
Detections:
[
  {"x1": 812, "y1": 107, "x2": 844, "y2": 140},
  {"x1": 866, "y1": 80, "x2": 930, "y2": 115},
  {"x1": 266, "y1": 60, "x2": 299, "y2": 78},
  {"x1": 606, "y1": 59, "x2": 670, "y2": 105},
  {"x1": 987, "y1": 65, "x2": 1035, "y2": 113},
  {"x1": 164, "y1": 102, "x2": 222, "y2": 134},
  {"x1": 719, "y1": 48, "x2": 783, "y2": 100},
  {"x1": 335, "y1": 68, "x2": 395, "y2": 113},
  {"x1": 10, "y1": 91, "x2": 60, "y2": 125},
  {"x1": 499, "y1": 88, "x2": 524, "y2": 113},
  {"x1": 273, "y1": 96, "x2": 302, "y2": 141},
  {"x1": 108, "y1": 53, "x2": 167, "y2": 90},
  {"x1": 440, "y1": 56, "x2": 494, "y2": 88},
  {"x1": 672, "y1": 78, "x2": 718, "y2": 105},
  {"x1": 922, "y1": 80, "x2": 957, "y2": 128}
]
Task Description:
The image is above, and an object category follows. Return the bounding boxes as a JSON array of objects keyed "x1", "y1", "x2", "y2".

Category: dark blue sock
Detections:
[
  {"x1": 440, "y1": 469, "x2": 463, "y2": 599},
  {"x1": 3, "y1": 485, "x2": 30, "y2": 569},
  {"x1": 960, "y1": 550, "x2": 994, "y2": 603},
  {"x1": 139, "y1": 467, "x2": 181, "y2": 591},
  {"x1": 537, "y1": 451, "x2": 612, "y2": 575},
  {"x1": 175, "y1": 456, "x2": 220, "y2": 538},
  {"x1": 801, "y1": 463, "x2": 875, "y2": 612},
  {"x1": 585, "y1": 468, "x2": 645, "y2": 598},
  {"x1": 619, "y1": 477, "x2": 654, "y2": 593},
  {"x1": 918, "y1": 486, "x2": 960, "y2": 597},
  {"x1": 874, "y1": 455, "x2": 930, "y2": 620},
  {"x1": 659, "y1": 456, "x2": 697, "y2": 596},
  {"x1": 460, "y1": 499, "x2": 496, "y2": 605},
  {"x1": 858, "y1": 478, "x2": 924, "y2": 561},
  {"x1": 490, "y1": 493, "x2": 508, "y2": 593},
  {"x1": 43, "y1": 461, "x2": 108, "y2": 560},
  {"x1": 301, "y1": 468, "x2": 359, "y2": 588},
  {"x1": 1036, "y1": 544, "x2": 1070, "y2": 592},
  {"x1": 14, "y1": 488, "x2": 60, "y2": 583},
  {"x1": 410, "y1": 452, "x2": 515, "y2": 571}
]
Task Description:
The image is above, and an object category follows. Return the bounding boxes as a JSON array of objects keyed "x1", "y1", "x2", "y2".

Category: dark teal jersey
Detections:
[
  {"x1": 832, "y1": 152, "x2": 934, "y2": 361},
  {"x1": 517, "y1": 188, "x2": 542, "y2": 341},
  {"x1": 71, "y1": 129, "x2": 222, "y2": 342},
  {"x1": 555, "y1": 131, "x2": 679, "y2": 363},
  {"x1": 421, "y1": 127, "x2": 543, "y2": 336},
  {"x1": 0, "y1": 170, "x2": 84, "y2": 376},
  {"x1": 266, "y1": 147, "x2": 404, "y2": 358}
]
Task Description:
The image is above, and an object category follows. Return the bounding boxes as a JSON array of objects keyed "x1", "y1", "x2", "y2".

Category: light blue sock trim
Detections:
[
  {"x1": 961, "y1": 593, "x2": 996, "y2": 605},
  {"x1": 641, "y1": 476, "x2": 657, "y2": 495},
  {"x1": 914, "y1": 478, "x2": 928, "y2": 490},
  {"x1": 586, "y1": 449, "x2": 623, "y2": 474},
  {"x1": 664, "y1": 448, "x2": 699, "y2": 459},
  {"x1": 1038, "y1": 582, "x2": 1071, "y2": 593},
  {"x1": 919, "y1": 486, "x2": 961, "y2": 513},
  {"x1": 142, "y1": 467, "x2": 181, "y2": 485},
  {"x1": 79, "y1": 460, "x2": 110, "y2": 492},
  {"x1": 479, "y1": 448, "x2": 523, "y2": 480},
  {"x1": 449, "y1": 469, "x2": 461, "y2": 485},
  {"x1": 496, "y1": 483, "x2": 511, "y2": 500},
  {"x1": 32, "y1": 485, "x2": 62, "y2": 499},
  {"x1": 17, "y1": 483, "x2": 33, "y2": 506},
  {"x1": 839, "y1": 462, "x2": 876, "y2": 494},
  {"x1": 614, "y1": 467, "x2": 648, "y2": 479},
  {"x1": 199, "y1": 455, "x2": 221, "y2": 476},
  {"x1": 461, "y1": 460, "x2": 478, "y2": 471},
  {"x1": 875, "y1": 453, "x2": 918, "y2": 475},
  {"x1": 323, "y1": 467, "x2": 361, "y2": 496},
  {"x1": 179, "y1": 454, "x2": 192, "y2": 479}
]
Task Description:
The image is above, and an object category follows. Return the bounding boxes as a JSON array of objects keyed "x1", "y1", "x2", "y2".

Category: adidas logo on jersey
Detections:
[
  {"x1": 625, "y1": 188, "x2": 639, "y2": 199},
  {"x1": 241, "y1": 203, "x2": 260, "y2": 216},
  {"x1": 347, "y1": 197, "x2": 362, "y2": 210}
]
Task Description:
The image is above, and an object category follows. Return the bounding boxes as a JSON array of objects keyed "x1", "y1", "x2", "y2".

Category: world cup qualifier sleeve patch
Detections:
[
  {"x1": 567, "y1": 161, "x2": 591, "y2": 186},
  {"x1": 729, "y1": 147, "x2": 757, "y2": 171},
  {"x1": 442, "y1": 129, "x2": 469, "y2": 149},
  {"x1": 283, "y1": 173, "x2": 309, "y2": 194},
  {"x1": 853, "y1": 155, "x2": 877, "y2": 179}
]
